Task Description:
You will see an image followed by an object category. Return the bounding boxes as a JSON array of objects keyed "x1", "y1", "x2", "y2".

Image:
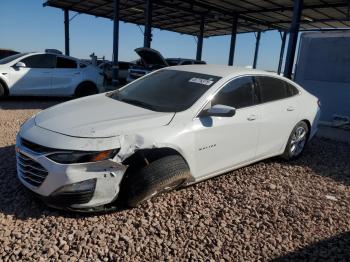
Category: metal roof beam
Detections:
[
  {"x1": 241, "y1": 2, "x2": 348, "y2": 14},
  {"x1": 167, "y1": 0, "x2": 286, "y2": 31}
]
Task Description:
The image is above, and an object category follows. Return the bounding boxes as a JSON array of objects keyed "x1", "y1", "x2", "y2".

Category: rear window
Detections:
[
  {"x1": 286, "y1": 82, "x2": 300, "y2": 96},
  {"x1": 56, "y1": 57, "x2": 77, "y2": 68}
]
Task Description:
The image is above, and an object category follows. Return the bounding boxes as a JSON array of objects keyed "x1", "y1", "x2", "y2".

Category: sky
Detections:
[{"x1": 0, "y1": 0, "x2": 288, "y2": 71}]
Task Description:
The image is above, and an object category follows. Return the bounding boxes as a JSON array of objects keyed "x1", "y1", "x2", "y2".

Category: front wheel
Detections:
[
  {"x1": 123, "y1": 155, "x2": 191, "y2": 207},
  {"x1": 75, "y1": 82, "x2": 98, "y2": 97},
  {"x1": 282, "y1": 121, "x2": 309, "y2": 160}
]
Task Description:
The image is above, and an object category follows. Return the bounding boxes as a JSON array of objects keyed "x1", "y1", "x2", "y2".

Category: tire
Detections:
[
  {"x1": 282, "y1": 121, "x2": 309, "y2": 160},
  {"x1": 124, "y1": 155, "x2": 191, "y2": 207},
  {"x1": 0, "y1": 82, "x2": 6, "y2": 98},
  {"x1": 75, "y1": 82, "x2": 98, "y2": 97}
]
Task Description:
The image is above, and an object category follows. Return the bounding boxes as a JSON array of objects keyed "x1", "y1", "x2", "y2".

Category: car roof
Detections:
[
  {"x1": 166, "y1": 58, "x2": 197, "y2": 61},
  {"x1": 167, "y1": 64, "x2": 275, "y2": 78},
  {"x1": 27, "y1": 52, "x2": 79, "y2": 60}
]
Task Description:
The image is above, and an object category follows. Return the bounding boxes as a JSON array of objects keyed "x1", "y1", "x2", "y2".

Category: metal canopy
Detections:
[{"x1": 44, "y1": 0, "x2": 350, "y2": 37}]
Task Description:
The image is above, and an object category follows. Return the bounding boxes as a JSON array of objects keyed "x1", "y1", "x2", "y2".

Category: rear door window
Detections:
[
  {"x1": 212, "y1": 76, "x2": 256, "y2": 109},
  {"x1": 256, "y1": 76, "x2": 291, "y2": 103},
  {"x1": 21, "y1": 54, "x2": 56, "y2": 68},
  {"x1": 286, "y1": 82, "x2": 300, "y2": 96},
  {"x1": 56, "y1": 57, "x2": 77, "y2": 68}
]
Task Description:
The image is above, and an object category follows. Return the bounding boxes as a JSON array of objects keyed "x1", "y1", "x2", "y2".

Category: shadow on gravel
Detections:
[
  {"x1": 0, "y1": 96, "x2": 69, "y2": 110},
  {"x1": 279, "y1": 138, "x2": 350, "y2": 187},
  {"x1": 272, "y1": 231, "x2": 350, "y2": 261},
  {"x1": 0, "y1": 144, "x2": 124, "y2": 220}
]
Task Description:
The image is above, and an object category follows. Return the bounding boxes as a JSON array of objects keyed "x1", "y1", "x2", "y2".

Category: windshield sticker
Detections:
[{"x1": 189, "y1": 77, "x2": 215, "y2": 86}]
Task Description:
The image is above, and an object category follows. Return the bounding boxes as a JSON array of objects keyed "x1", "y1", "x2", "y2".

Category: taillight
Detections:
[{"x1": 317, "y1": 99, "x2": 321, "y2": 107}]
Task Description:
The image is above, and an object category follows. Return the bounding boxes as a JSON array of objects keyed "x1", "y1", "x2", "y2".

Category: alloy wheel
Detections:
[{"x1": 290, "y1": 126, "x2": 307, "y2": 156}]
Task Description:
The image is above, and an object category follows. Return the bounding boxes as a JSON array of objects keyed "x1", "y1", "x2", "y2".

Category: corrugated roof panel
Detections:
[{"x1": 44, "y1": 0, "x2": 350, "y2": 36}]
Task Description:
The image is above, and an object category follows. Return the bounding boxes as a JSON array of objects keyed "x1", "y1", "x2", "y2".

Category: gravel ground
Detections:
[{"x1": 0, "y1": 98, "x2": 349, "y2": 262}]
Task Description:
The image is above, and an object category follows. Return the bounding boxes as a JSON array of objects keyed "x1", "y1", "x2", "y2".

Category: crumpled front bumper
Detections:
[{"x1": 15, "y1": 120, "x2": 128, "y2": 210}]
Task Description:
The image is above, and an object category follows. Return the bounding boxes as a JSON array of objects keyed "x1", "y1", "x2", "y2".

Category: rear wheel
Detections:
[
  {"x1": 282, "y1": 121, "x2": 309, "y2": 160},
  {"x1": 0, "y1": 82, "x2": 6, "y2": 98},
  {"x1": 75, "y1": 82, "x2": 98, "y2": 97},
  {"x1": 123, "y1": 155, "x2": 191, "y2": 207}
]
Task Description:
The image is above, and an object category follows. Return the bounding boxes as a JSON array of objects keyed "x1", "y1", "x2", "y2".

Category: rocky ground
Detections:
[{"x1": 0, "y1": 98, "x2": 349, "y2": 261}]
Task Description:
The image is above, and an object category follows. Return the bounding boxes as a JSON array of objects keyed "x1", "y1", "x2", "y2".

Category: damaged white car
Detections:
[{"x1": 16, "y1": 65, "x2": 320, "y2": 212}]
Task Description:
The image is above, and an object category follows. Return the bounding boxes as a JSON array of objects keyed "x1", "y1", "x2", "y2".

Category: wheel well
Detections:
[
  {"x1": 116, "y1": 147, "x2": 191, "y2": 204},
  {"x1": 0, "y1": 78, "x2": 9, "y2": 96},
  {"x1": 75, "y1": 81, "x2": 98, "y2": 95},
  {"x1": 122, "y1": 147, "x2": 187, "y2": 170}
]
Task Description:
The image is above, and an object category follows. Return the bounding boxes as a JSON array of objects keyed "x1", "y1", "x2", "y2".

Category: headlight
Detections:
[{"x1": 47, "y1": 149, "x2": 120, "y2": 164}]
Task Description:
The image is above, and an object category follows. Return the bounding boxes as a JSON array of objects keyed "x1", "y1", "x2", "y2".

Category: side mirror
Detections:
[
  {"x1": 200, "y1": 104, "x2": 236, "y2": 118},
  {"x1": 14, "y1": 62, "x2": 26, "y2": 68}
]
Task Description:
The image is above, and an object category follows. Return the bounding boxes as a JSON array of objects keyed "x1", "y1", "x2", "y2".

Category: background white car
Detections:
[
  {"x1": 0, "y1": 52, "x2": 104, "y2": 97},
  {"x1": 16, "y1": 65, "x2": 320, "y2": 212}
]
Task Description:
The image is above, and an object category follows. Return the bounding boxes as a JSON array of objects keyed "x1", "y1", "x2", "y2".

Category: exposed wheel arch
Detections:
[
  {"x1": 122, "y1": 147, "x2": 191, "y2": 173},
  {"x1": 74, "y1": 81, "x2": 98, "y2": 97},
  {"x1": 117, "y1": 147, "x2": 193, "y2": 204}
]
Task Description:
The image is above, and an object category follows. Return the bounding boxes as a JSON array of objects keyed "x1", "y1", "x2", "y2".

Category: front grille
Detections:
[
  {"x1": 20, "y1": 138, "x2": 54, "y2": 154},
  {"x1": 17, "y1": 153, "x2": 48, "y2": 187}
]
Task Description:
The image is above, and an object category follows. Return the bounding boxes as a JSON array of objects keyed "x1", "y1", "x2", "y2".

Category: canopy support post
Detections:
[{"x1": 228, "y1": 14, "x2": 238, "y2": 66}]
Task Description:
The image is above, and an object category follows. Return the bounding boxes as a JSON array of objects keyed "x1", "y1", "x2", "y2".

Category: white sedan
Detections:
[
  {"x1": 16, "y1": 65, "x2": 320, "y2": 212},
  {"x1": 0, "y1": 52, "x2": 104, "y2": 97}
]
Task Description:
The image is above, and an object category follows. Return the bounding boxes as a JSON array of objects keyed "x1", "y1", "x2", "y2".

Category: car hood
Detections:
[
  {"x1": 34, "y1": 94, "x2": 175, "y2": 138},
  {"x1": 135, "y1": 47, "x2": 169, "y2": 67}
]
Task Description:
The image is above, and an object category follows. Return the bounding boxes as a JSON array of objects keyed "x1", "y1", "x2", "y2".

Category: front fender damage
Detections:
[{"x1": 114, "y1": 134, "x2": 158, "y2": 162}]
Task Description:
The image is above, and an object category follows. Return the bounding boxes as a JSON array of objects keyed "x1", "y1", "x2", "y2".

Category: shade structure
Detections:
[{"x1": 44, "y1": 0, "x2": 350, "y2": 37}]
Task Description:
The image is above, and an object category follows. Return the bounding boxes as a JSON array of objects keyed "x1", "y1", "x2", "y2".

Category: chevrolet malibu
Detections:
[{"x1": 16, "y1": 65, "x2": 320, "y2": 212}]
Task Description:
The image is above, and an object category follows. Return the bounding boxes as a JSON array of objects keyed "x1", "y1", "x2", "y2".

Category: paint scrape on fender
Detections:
[{"x1": 114, "y1": 134, "x2": 157, "y2": 162}]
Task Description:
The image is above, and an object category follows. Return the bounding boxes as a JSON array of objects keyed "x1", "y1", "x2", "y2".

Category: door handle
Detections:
[
  {"x1": 74, "y1": 72, "x2": 81, "y2": 75},
  {"x1": 287, "y1": 106, "x2": 295, "y2": 111},
  {"x1": 247, "y1": 115, "x2": 257, "y2": 121}
]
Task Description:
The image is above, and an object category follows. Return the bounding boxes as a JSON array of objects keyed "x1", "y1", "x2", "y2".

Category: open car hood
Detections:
[{"x1": 135, "y1": 47, "x2": 169, "y2": 67}]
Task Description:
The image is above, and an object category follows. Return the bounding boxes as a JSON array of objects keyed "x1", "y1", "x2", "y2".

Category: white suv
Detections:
[
  {"x1": 16, "y1": 65, "x2": 320, "y2": 212},
  {"x1": 0, "y1": 52, "x2": 104, "y2": 97}
]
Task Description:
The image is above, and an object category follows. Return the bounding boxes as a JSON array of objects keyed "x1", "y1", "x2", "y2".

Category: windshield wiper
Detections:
[{"x1": 120, "y1": 98, "x2": 155, "y2": 110}]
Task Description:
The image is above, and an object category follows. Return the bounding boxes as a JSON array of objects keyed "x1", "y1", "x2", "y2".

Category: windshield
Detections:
[
  {"x1": 107, "y1": 69, "x2": 221, "y2": 112},
  {"x1": 0, "y1": 53, "x2": 28, "y2": 65}
]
